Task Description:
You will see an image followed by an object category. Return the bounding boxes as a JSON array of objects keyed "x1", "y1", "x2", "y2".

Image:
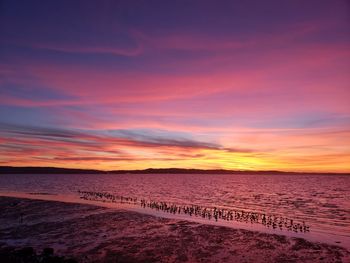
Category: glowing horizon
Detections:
[{"x1": 1, "y1": 1, "x2": 349, "y2": 173}]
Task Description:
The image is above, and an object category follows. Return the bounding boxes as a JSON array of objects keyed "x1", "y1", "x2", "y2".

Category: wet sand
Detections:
[{"x1": 0, "y1": 196, "x2": 349, "y2": 263}]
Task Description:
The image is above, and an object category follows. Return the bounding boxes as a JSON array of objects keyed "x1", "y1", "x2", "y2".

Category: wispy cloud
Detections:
[
  {"x1": 1, "y1": 0, "x2": 349, "y2": 171},
  {"x1": 0, "y1": 123, "x2": 253, "y2": 166},
  {"x1": 31, "y1": 42, "x2": 144, "y2": 57}
]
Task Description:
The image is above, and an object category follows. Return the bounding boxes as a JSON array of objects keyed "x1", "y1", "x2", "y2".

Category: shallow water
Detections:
[{"x1": 0, "y1": 173, "x2": 349, "y2": 248}]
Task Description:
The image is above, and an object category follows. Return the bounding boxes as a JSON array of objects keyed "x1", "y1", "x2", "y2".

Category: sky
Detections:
[{"x1": 0, "y1": 0, "x2": 349, "y2": 172}]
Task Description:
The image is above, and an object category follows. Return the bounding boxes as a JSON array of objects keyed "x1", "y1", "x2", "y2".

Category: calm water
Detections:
[{"x1": 1, "y1": 173, "x2": 349, "y2": 248}]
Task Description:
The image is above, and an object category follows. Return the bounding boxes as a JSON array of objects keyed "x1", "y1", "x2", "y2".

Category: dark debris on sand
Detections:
[{"x1": 0, "y1": 246, "x2": 77, "y2": 263}]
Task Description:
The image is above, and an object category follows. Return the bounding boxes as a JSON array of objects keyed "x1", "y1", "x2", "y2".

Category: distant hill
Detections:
[
  {"x1": 0, "y1": 166, "x2": 102, "y2": 174},
  {"x1": 0, "y1": 166, "x2": 348, "y2": 175}
]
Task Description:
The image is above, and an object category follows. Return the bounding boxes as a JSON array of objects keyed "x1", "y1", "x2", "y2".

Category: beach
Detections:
[
  {"x1": 0, "y1": 196, "x2": 349, "y2": 263},
  {"x1": 2, "y1": 1, "x2": 349, "y2": 262}
]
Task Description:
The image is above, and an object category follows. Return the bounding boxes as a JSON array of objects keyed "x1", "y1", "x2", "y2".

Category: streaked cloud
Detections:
[{"x1": 0, "y1": 0, "x2": 349, "y2": 172}]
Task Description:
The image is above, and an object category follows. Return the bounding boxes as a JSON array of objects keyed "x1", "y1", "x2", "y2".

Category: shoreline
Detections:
[
  {"x1": 1, "y1": 191, "x2": 349, "y2": 250},
  {"x1": 1, "y1": 196, "x2": 349, "y2": 262}
]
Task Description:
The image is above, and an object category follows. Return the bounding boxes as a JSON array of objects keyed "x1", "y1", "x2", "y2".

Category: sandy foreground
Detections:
[{"x1": 0, "y1": 196, "x2": 349, "y2": 263}]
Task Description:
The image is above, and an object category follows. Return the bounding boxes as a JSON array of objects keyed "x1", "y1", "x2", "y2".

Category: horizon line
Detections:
[{"x1": 1, "y1": 165, "x2": 349, "y2": 175}]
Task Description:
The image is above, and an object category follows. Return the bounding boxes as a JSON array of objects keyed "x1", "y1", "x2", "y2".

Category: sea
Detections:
[{"x1": 0, "y1": 173, "x2": 349, "y2": 249}]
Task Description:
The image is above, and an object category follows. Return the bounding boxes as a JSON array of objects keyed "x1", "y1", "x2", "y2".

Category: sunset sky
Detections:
[{"x1": 0, "y1": 0, "x2": 349, "y2": 172}]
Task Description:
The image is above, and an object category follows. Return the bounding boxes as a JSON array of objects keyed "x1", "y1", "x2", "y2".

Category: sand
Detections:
[{"x1": 0, "y1": 196, "x2": 349, "y2": 263}]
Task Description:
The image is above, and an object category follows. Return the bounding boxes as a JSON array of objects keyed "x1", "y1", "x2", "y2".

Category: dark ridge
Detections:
[
  {"x1": 0, "y1": 166, "x2": 349, "y2": 175},
  {"x1": 0, "y1": 166, "x2": 102, "y2": 174}
]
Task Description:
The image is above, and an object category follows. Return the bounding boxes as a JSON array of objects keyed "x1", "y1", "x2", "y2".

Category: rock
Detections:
[
  {"x1": 64, "y1": 258, "x2": 78, "y2": 263},
  {"x1": 17, "y1": 246, "x2": 35, "y2": 257},
  {"x1": 43, "y1": 247, "x2": 54, "y2": 256}
]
